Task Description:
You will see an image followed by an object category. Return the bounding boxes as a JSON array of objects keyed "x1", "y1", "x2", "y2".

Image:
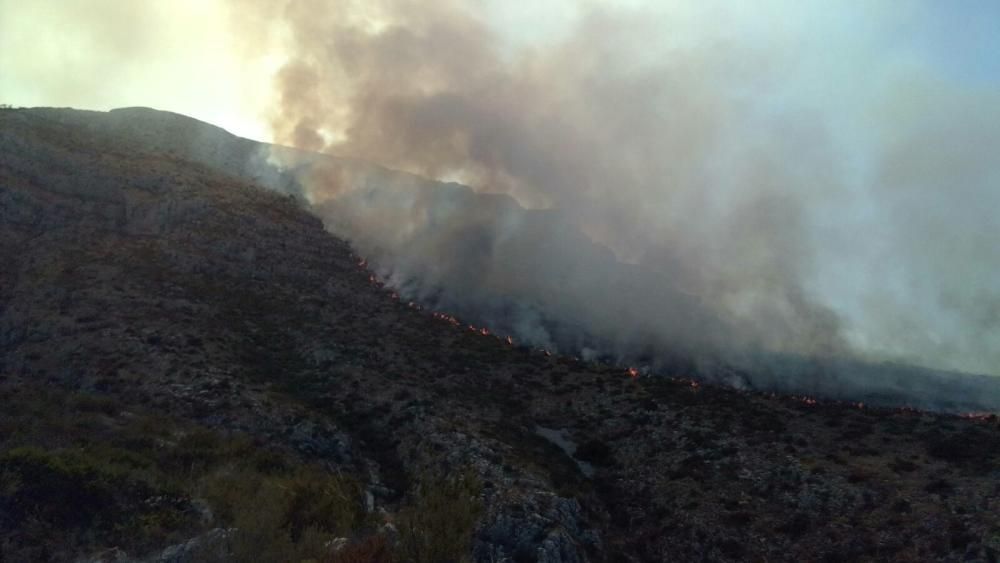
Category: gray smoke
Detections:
[{"x1": 239, "y1": 1, "x2": 999, "y2": 408}]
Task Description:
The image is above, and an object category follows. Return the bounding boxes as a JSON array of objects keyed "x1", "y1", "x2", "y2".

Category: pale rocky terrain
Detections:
[{"x1": 1, "y1": 107, "x2": 999, "y2": 562}]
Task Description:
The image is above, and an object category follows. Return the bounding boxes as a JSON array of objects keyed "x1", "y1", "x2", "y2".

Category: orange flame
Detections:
[
  {"x1": 961, "y1": 412, "x2": 997, "y2": 421},
  {"x1": 432, "y1": 312, "x2": 461, "y2": 325}
]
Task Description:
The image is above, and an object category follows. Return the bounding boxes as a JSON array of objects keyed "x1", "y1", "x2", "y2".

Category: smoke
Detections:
[
  {"x1": 236, "y1": 0, "x2": 1000, "y2": 399},
  {"x1": 2, "y1": 0, "x2": 995, "y2": 408},
  {"x1": 2, "y1": 0, "x2": 996, "y2": 406}
]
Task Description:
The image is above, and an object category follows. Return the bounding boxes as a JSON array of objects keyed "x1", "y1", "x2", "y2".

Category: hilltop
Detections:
[{"x1": 1, "y1": 107, "x2": 999, "y2": 562}]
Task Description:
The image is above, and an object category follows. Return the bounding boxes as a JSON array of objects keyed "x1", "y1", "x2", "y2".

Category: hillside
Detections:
[
  {"x1": 1, "y1": 107, "x2": 999, "y2": 562},
  {"x1": 28, "y1": 107, "x2": 1000, "y2": 414}
]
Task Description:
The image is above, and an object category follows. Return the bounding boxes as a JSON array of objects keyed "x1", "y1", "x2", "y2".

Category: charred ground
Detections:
[{"x1": 1, "y1": 107, "x2": 999, "y2": 562}]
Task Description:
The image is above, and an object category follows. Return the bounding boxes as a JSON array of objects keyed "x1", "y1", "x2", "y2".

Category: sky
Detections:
[
  {"x1": 2, "y1": 0, "x2": 999, "y2": 377},
  {"x1": 0, "y1": 0, "x2": 275, "y2": 140},
  {"x1": 3, "y1": 1, "x2": 999, "y2": 141}
]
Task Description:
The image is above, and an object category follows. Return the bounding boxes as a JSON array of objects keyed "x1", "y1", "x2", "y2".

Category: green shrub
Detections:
[
  {"x1": 195, "y1": 465, "x2": 368, "y2": 562},
  {"x1": 283, "y1": 467, "x2": 367, "y2": 540},
  {"x1": 162, "y1": 431, "x2": 259, "y2": 479},
  {"x1": 1, "y1": 447, "x2": 139, "y2": 528},
  {"x1": 396, "y1": 471, "x2": 483, "y2": 563},
  {"x1": 0, "y1": 446, "x2": 194, "y2": 552}
]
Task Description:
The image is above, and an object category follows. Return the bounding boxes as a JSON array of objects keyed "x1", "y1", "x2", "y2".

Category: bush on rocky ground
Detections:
[{"x1": 396, "y1": 471, "x2": 483, "y2": 563}]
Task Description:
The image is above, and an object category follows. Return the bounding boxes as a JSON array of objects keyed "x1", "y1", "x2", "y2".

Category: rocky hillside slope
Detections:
[
  {"x1": 1, "y1": 107, "x2": 999, "y2": 562},
  {"x1": 32, "y1": 108, "x2": 1000, "y2": 415}
]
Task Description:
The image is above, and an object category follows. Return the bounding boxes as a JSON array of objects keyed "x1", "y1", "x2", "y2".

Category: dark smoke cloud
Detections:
[{"x1": 241, "y1": 1, "x2": 1000, "y2": 407}]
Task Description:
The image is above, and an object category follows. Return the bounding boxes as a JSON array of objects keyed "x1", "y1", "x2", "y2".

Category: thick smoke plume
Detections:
[{"x1": 237, "y1": 1, "x2": 999, "y2": 407}]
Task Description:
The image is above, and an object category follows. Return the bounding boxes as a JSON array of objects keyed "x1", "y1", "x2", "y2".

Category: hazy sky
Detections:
[
  {"x1": 3, "y1": 1, "x2": 999, "y2": 141},
  {"x1": 0, "y1": 0, "x2": 274, "y2": 139},
  {"x1": 2, "y1": 1, "x2": 999, "y2": 376}
]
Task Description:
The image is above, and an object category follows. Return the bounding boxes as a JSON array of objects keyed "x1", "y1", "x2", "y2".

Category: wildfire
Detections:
[
  {"x1": 432, "y1": 312, "x2": 461, "y2": 325},
  {"x1": 356, "y1": 253, "x2": 517, "y2": 347},
  {"x1": 670, "y1": 376, "x2": 700, "y2": 389},
  {"x1": 627, "y1": 367, "x2": 639, "y2": 378},
  {"x1": 961, "y1": 412, "x2": 998, "y2": 422}
]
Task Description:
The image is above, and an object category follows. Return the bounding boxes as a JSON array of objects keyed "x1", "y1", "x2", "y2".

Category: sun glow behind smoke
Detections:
[{"x1": 0, "y1": 0, "x2": 274, "y2": 141}]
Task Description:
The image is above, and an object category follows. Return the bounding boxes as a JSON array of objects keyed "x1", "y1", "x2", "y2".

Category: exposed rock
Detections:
[{"x1": 153, "y1": 528, "x2": 234, "y2": 563}]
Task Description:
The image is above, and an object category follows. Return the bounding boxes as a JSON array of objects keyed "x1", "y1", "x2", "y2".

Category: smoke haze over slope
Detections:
[
  {"x1": 244, "y1": 1, "x2": 1000, "y2": 379},
  {"x1": 3, "y1": 1, "x2": 999, "y2": 391}
]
